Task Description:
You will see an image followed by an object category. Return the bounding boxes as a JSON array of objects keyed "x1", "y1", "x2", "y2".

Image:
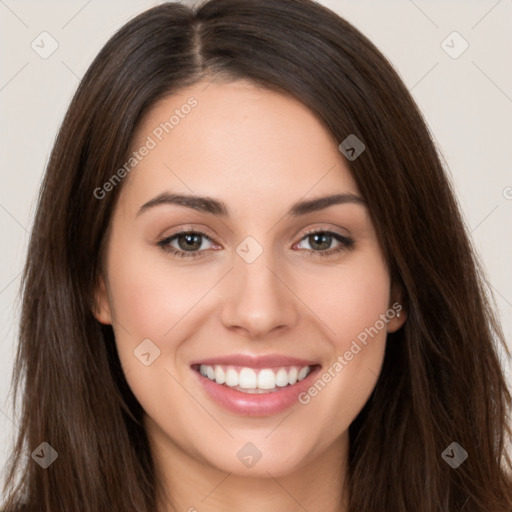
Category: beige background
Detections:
[{"x1": 1, "y1": 0, "x2": 511, "y2": 477}]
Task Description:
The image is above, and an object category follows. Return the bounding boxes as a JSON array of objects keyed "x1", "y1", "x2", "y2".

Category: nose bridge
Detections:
[{"x1": 219, "y1": 236, "x2": 298, "y2": 337}]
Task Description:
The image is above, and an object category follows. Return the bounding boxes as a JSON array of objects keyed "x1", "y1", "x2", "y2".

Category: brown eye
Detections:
[
  {"x1": 295, "y1": 230, "x2": 354, "y2": 257},
  {"x1": 157, "y1": 231, "x2": 214, "y2": 258}
]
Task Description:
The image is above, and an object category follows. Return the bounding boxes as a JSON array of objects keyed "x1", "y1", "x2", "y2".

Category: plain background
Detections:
[{"x1": 1, "y1": 0, "x2": 511, "y2": 476}]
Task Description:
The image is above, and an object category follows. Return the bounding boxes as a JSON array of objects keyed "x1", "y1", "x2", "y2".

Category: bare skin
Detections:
[{"x1": 93, "y1": 79, "x2": 407, "y2": 512}]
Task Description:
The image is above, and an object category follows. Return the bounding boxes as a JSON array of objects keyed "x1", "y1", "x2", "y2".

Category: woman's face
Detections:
[{"x1": 94, "y1": 79, "x2": 405, "y2": 479}]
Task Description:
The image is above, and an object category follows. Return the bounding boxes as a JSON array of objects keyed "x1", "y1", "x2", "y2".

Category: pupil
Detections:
[
  {"x1": 311, "y1": 233, "x2": 330, "y2": 250},
  {"x1": 180, "y1": 233, "x2": 201, "y2": 251}
]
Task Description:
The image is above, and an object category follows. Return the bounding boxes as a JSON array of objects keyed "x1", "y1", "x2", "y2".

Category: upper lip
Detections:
[{"x1": 190, "y1": 354, "x2": 320, "y2": 369}]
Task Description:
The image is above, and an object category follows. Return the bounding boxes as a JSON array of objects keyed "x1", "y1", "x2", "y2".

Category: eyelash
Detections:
[{"x1": 157, "y1": 228, "x2": 354, "y2": 259}]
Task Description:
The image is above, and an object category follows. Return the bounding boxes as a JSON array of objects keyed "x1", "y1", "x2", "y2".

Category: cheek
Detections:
[
  {"x1": 104, "y1": 245, "x2": 211, "y2": 423},
  {"x1": 106, "y1": 242, "x2": 216, "y2": 335},
  {"x1": 298, "y1": 249, "x2": 391, "y2": 345},
  {"x1": 294, "y1": 250, "x2": 390, "y2": 421}
]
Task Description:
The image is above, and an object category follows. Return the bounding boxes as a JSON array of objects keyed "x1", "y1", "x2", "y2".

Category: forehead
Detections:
[{"x1": 122, "y1": 80, "x2": 360, "y2": 214}]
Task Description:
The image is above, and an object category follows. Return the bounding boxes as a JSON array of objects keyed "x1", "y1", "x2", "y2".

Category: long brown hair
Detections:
[{"x1": 2, "y1": 0, "x2": 511, "y2": 511}]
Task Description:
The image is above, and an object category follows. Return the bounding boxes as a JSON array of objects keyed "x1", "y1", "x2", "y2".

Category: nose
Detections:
[{"x1": 219, "y1": 245, "x2": 300, "y2": 339}]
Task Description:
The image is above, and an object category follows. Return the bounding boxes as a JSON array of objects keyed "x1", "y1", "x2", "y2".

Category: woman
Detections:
[{"x1": 2, "y1": 0, "x2": 511, "y2": 511}]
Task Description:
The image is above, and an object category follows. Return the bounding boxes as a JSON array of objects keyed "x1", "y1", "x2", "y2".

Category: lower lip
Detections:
[{"x1": 193, "y1": 366, "x2": 321, "y2": 417}]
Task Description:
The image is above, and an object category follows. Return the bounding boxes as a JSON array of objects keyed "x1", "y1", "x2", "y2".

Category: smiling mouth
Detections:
[{"x1": 191, "y1": 363, "x2": 320, "y2": 393}]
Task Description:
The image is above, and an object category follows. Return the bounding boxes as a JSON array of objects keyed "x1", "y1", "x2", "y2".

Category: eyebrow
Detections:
[{"x1": 136, "y1": 192, "x2": 366, "y2": 217}]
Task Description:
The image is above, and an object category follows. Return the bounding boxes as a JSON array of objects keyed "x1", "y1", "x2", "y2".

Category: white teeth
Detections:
[
  {"x1": 238, "y1": 368, "x2": 257, "y2": 389},
  {"x1": 298, "y1": 366, "x2": 309, "y2": 381},
  {"x1": 225, "y1": 367, "x2": 239, "y2": 387},
  {"x1": 197, "y1": 364, "x2": 313, "y2": 391},
  {"x1": 206, "y1": 365, "x2": 215, "y2": 380},
  {"x1": 275, "y1": 368, "x2": 289, "y2": 387},
  {"x1": 214, "y1": 365, "x2": 225, "y2": 385},
  {"x1": 257, "y1": 369, "x2": 276, "y2": 390}
]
